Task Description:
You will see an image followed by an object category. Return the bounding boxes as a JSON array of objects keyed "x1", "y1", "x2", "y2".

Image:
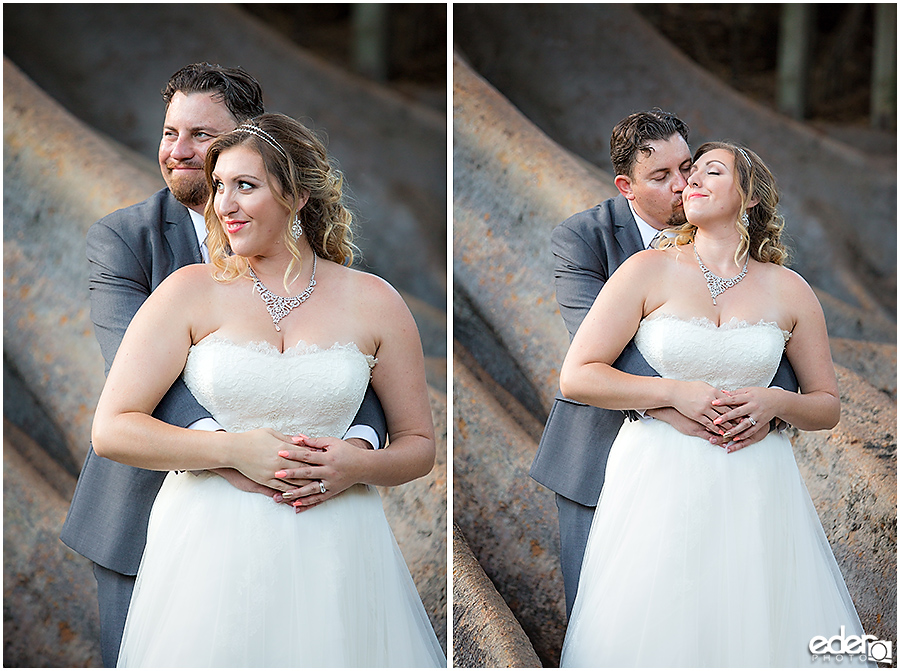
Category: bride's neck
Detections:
[
  {"x1": 246, "y1": 245, "x2": 316, "y2": 292},
  {"x1": 692, "y1": 229, "x2": 745, "y2": 273}
]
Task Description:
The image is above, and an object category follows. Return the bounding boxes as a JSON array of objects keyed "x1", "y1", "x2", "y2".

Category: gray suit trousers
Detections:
[
  {"x1": 93, "y1": 563, "x2": 136, "y2": 667},
  {"x1": 556, "y1": 493, "x2": 596, "y2": 619}
]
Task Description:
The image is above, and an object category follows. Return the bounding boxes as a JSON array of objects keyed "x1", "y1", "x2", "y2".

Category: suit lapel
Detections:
[
  {"x1": 612, "y1": 194, "x2": 644, "y2": 256},
  {"x1": 161, "y1": 189, "x2": 203, "y2": 266}
]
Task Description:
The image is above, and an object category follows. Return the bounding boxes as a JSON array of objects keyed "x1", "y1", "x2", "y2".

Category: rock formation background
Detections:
[
  {"x1": 3, "y1": 4, "x2": 446, "y2": 666},
  {"x1": 453, "y1": 5, "x2": 896, "y2": 667}
]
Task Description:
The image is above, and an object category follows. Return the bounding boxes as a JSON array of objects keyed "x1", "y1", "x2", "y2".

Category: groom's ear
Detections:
[{"x1": 614, "y1": 175, "x2": 635, "y2": 200}]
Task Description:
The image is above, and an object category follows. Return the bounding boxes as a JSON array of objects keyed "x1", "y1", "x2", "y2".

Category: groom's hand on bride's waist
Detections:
[
  {"x1": 646, "y1": 406, "x2": 736, "y2": 447},
  {"x1": 210, "y1": 468, "x2": 283, "y2": 498}
]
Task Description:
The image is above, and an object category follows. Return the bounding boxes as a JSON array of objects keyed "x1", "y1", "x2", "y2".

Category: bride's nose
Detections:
[{"x1": 216, "y1": 189, "x2": 238, "y2": 217}]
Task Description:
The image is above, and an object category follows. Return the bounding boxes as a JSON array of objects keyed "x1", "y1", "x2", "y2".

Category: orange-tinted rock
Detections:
[
  {"x1": 793, "y1": 365, "x2": 897, "y2": 644},
  {"x1": 453, "y1": 524, "x2": 542, "y2": 668},
  {"x1": 453, "y1": 348, "x2": 565, "y2": 666},
  {"x1": 3, "y1": 421, "x2": 101, "y2": 667}
]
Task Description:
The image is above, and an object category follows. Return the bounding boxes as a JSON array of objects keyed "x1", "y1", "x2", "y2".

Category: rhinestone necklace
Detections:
[
  {"x1": 693, "y1": 245, "x2": 748, "y2": 306},
  {"x1": 248, "y1": 255, "x2": 317, "y2": 331}
]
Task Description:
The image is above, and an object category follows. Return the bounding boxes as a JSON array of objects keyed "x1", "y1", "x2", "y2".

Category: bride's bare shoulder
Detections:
[
  {"x1": 763, "y1": 263, "x2": 824, "y2": 318},
  {"x1": 613, "y1": 246, "x2": 681, "y2": 282},
  {"x1": 149, "y1": 264, "x2": 220, "y2": 305},
  {"x1": 329, "y1": 263, "x2": 412, "y2": 321},
  {"x1": 169, "y1": 263, "x2": 215, "y2": 281},
  {"x1": 767, "y1": 263, "x2": 813, "y2": 293}
]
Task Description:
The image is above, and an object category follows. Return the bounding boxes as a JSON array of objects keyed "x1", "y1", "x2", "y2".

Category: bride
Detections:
[
  {"x1": 91, "y1": 113, "x2": 445, "y2": 667},
  {"x1": 558, "y1": 142, "x2": 871, "y2": 667}
]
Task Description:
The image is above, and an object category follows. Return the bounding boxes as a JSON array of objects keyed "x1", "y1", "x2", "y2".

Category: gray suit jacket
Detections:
[
  {"x1": 530, "y1": 195, "x2": 797, "y2": 507},
  {"x1": 60, "y1": 188, "x2": 386, "y2": 576}
]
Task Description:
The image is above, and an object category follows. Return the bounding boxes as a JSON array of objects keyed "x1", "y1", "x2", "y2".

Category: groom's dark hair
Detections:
[
  {"x1": 610, "y1": 108, "x2": 689, "y2": 179},
  {"x1": 162, "y1": 62, "x2": 265, "y2": 123}
]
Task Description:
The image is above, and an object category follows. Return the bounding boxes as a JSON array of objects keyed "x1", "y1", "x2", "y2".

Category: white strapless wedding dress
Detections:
[
  {"x1": 560, "y1": 314, "x2": 871, "y2": 668},
  {"x1": 116, "y1": 336, "x2": 445, "y2": 668}
]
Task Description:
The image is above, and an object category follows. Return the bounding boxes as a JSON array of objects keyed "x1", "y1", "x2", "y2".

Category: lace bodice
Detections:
[
  {"x1": 182, "y1": 335, "x2": 376, "y2": 437},
  {"x1": 634, "y1": 313, "x2": 791, "y2": 391}
]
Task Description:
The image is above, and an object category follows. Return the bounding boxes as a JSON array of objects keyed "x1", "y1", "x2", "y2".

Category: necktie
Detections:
[{"x1": 200, "y1": 236, "x2": 210, "y2": 263}]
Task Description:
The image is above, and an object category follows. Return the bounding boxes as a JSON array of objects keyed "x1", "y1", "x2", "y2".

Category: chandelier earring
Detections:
[
  {"x1": 291, "y1": 213, "x2": 303, "y2": 239},
  {"x1": 740, "y1": 211, "x2": 750, "y2": 228}
]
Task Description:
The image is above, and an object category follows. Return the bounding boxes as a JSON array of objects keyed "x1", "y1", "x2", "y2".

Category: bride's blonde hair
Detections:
[
  {"x1": 662, "y1": 141, "x2": 790, "y2": 266},
  {"x1": 202, "y1": 113, "x2": 358, "y2": 289}
]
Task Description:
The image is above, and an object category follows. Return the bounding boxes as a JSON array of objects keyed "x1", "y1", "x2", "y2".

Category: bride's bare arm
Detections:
[
  {"x1": 363, "y1": 281, "x2": 436, "y2": 484},
  {"x1": 712, "y1": 271, "x2": 839, "y2": 435},
  {"x1": 91, "y1": 266, "x2": 300, "y2": 489},
  {"x1": 560, "y1": 252, "x2": 726, "y2": 430}
]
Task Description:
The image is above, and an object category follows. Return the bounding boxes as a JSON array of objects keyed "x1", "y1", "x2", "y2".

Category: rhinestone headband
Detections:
[
  {"x1": 736, "y1": 146, "x2": 752, "y2": 169},
  {"x1": 236, "y1": 123, "x2": 288, "y2": 160}
]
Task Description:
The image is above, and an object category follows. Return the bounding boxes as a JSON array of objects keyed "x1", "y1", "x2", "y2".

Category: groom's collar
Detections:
[{"x1": 628, "y1": 201, "x2": 667, "y2": 250}]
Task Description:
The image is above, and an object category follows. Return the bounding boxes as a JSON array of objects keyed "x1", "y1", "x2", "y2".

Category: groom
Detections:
[
  {"x1": 60, "y1": 62, "x2": 387, "y2": 667},
  {"x1": 530, "y1": 109, "x2": 798, "y2": 618}
]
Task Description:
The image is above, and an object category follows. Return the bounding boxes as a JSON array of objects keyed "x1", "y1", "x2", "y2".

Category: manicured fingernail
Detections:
[
  {"x1": 278, "y1": 451, "x2": 290, "y2": 457},
  {"x1": 274, "y1": 494, "x2": 284, "y2": 503},
  {"x1": 275, "y1": 470, "x2": 287, "y2": 478}
]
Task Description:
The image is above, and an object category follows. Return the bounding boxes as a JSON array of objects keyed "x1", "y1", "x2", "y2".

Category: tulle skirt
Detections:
[
  {"x1": 117, "y1": 472, "x2": 445, "y2": 667},
  {"x1": 560, "y1": 419, "x2": 871, "y2": 668}
]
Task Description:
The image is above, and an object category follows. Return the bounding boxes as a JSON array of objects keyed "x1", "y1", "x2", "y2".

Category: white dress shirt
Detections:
[{"x1": 628, "y1": 201, "x2": 670, "y2": 249}]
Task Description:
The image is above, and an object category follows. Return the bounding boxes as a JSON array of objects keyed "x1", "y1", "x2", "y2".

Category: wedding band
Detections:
[
  {"x1": 748, "y1": 417, "x2": 757, "y2": 426},
  {"x1": 318, "y1": 481, "x2": 326, "y2": 494}
]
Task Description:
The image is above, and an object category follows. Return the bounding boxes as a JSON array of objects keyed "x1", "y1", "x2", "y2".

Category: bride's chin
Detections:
[
  {"x1": 685, "y1": 212, "x2": 722, "y2": 231},
  {"x1": 229, "y1": 242, "x2": 254, "y2": 258}
]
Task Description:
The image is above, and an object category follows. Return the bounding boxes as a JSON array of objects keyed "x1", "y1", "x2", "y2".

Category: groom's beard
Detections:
[
  {"x1": 667, "y1": 202, "x2": 687, "y2": 227},
  {"x1": 164, "y1": 161, "x2": 209, "y2": 209}
]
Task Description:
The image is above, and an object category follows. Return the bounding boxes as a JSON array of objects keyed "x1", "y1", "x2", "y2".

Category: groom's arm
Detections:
[
  {"x1": 552, "y1": 220, "x2": 614, "y2": 342},
  {"x1": 344, "y1": 385, "x2": 388, "y2": 449},
  {"x1": 552, "y1": 220, "x2": 657, "y2": 384},
  {"x1": 87, "y1": 219, "x2": 213, "y2": 429}
]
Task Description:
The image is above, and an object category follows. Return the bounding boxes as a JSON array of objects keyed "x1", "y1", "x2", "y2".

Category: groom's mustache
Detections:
[{"x1": 165, "y1": 160, "x2": 203, "y2": 171}]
